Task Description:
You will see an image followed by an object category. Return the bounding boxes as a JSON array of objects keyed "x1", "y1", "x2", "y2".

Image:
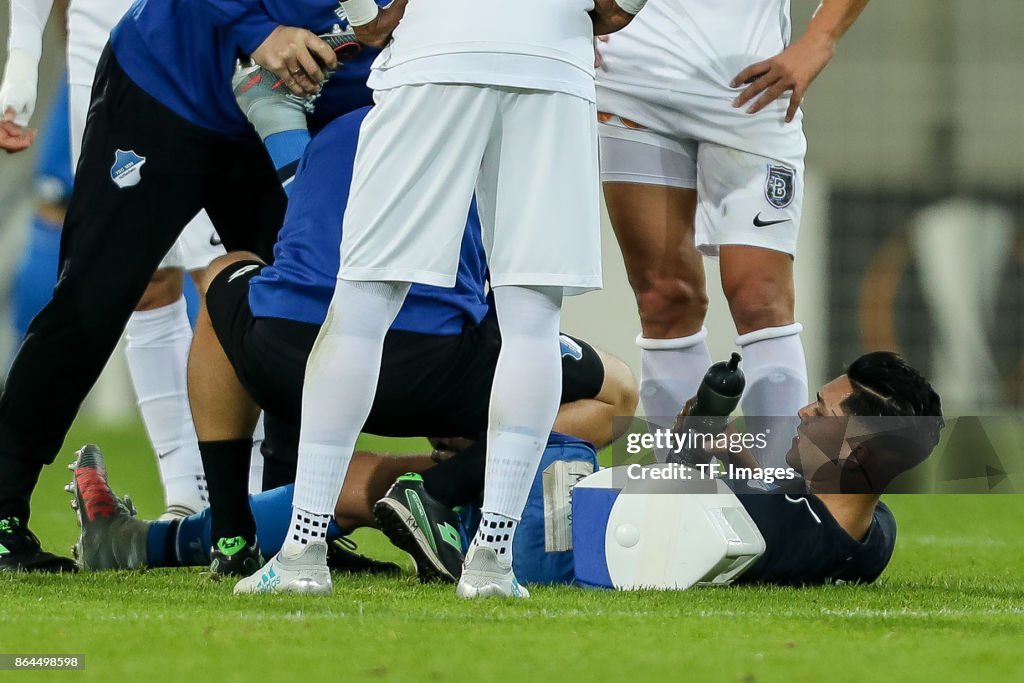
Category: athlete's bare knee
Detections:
[
  {"x1": 635, "y1": 275, "x2": 709, "y2": 339},
  {"x1": 725, "y1": 280, "x2": 794, "y2": 334},
  {"x1": 719, "y1": 246, "x2": 795, "y2": 334}
]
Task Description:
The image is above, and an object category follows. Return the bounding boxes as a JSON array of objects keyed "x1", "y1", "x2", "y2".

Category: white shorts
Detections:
[
  {"x1": 596, "y1": 85, "x2": 806, "y2": 257},
  {"x1": 69, "y1": 83, "x2": 225, "y2": 272},
  {"x1": 340, "y1": 83, "x2": 602, "y2": 294}
]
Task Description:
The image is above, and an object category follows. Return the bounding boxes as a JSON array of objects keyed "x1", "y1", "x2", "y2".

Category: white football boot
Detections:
[
  {"x1": 233, "y1": 541, "x2": 332, "y2": 595},
  {"x1": 455, "y1": 545, "x2": 530, "y2": 599}
]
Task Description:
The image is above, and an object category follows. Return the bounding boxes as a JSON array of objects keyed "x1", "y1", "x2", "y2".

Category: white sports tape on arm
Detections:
[
  {"x1": 8, "y1": 0, "x2": 53, "y2": 59},
  {"x1": 340, "y1": 0, "x2": 380, "y2": 27},
  {"x1": 0, "y1": 48, "x2": 40, "y2": 125},
  {"x1": 614, "y1": 0, "x2": 648, "y2": 15}
]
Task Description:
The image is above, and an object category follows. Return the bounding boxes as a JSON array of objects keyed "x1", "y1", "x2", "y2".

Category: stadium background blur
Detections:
[{"x1": 1, "y1": 0, "x2": 1022, "y2": 420}]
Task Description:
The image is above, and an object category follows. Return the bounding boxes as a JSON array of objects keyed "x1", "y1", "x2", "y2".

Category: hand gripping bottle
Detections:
[{"x1": 669, "y1": 353, "x2": 745, "y2": 467}]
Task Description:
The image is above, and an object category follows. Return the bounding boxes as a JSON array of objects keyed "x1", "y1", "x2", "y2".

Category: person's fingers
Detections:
[
  {"x1": 305, "y1": 34, "x2": 338, "y2": 71},
  {"x1": 276, "y1": 54, "x2": 311, "y2": 95},
  {"x1": 295, "y1": 49, "x2": 324, "y2": 89},
  {"x1": 731, "y1": 60, "x2": 769, "y2": 88},
  {"x1": 597, "y1": 34, "x2": 610, "y2": 42},
  {"x1": 786, "y1": 90, "x2": 803, "y2": 123},
  {"x1": 281, "y1": 71, "x2": 305, "y2": 96},
  {"x1": 0, "y1": 127, "x2": 33, "y2": 152},
  {"x1": 2, "y1": 106, "x2": 16, "y2": 123},
  {"x1": 747, "y1": 81, "x2": 789, "y2": 114},
  {"x1": 734, "y1": 72, "x2": 776, "y2": 108},
  {"x1": 0, "y1": 120, "x2": 26, "y2": 137}
]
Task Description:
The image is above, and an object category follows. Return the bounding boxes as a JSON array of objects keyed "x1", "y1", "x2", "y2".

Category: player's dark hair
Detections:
[{"x1": 842, "y1": 352, "x2": 945, "y2": 474}]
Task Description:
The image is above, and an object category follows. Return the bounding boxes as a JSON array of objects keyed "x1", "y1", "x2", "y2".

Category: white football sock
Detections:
[
  {"x1": 249, "y1": 413, "x2": 265, "y2": 495},
  {"x1": 638, "y1": 327, "x2": 713, "y2": 430},
  {"x1": 473, "y1": 512, "x2": 518, "y2": 559},
  {"x1": 477, "y1": 286, "x2": 562, "y2": 532},
  {"x1": 284, "y1": 506, "x2": 331, "y2": 554},
  {"x1": 125, "y1": 298, "x2": 207, "y2": 514},
  {"x1": 736, "y1": 323, "x2": 808, "y2": 469},
  {"x1": 288, "y1": 279, "x2": 410, "y2": 546}
]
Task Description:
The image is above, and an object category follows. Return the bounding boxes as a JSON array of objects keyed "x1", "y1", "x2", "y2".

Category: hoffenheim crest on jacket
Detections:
[
  {"x1": 764, "y1": 164, "x2": 795, "y2": 209},
  {"x1": 110, "y1": 149, "x2": 146, "y2": 189}
]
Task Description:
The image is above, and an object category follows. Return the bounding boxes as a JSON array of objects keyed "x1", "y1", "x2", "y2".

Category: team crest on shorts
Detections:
[
  {"x1": 764, "y1": 164, "x2": 795, "y2": 209},
  {"x1": 559, "y1": 335, "x2": 584, "y2": 361},
  {"x1": 110, "y1": 149, "x2": 146, "y2": 189}
]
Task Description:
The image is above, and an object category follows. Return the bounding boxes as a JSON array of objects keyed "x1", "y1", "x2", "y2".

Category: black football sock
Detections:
[
  {"x1": 0, "y1": 453, "x2": 43, "y2": 523},
  {"x1": 420, "y1": 439, "x2": 487, "y2": 509},
  {"x1": 198, "y1": 439, "x2": 256, "y2": 545},
  {"x1": 260, "y1": 414, "x2": 299, "y2": 490}
]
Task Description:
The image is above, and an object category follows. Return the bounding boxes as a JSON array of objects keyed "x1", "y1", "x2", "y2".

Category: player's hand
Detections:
[
  {"x1": 0, "y1": 109, "x2": 37, "y2": 153},
  {"x1": 251, "y1": 26, "x2": 338, "y2": 96},
  {"x1": 1, "y1": 46, "x2": 40, "y2": 151},
  {"x1": 350, "y1": 0, "x2": 407, "y2": 49},
  {"x1": 731, "y1": 33, "x2": 836, "y2": 122},
  {"x1": 672, "y1": 397, "x2": 698, "y2": 434}
]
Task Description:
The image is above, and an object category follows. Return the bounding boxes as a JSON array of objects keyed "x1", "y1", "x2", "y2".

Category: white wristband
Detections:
[
  {"x1": 340, "y1": 0, "x2": 380, "y2": 27},
  {"x1": 613, "y1": 0, "x2": 648, "y2": 15},
  {"x1": 0, "y1": 48, "x2": 40, "y2": 126}
]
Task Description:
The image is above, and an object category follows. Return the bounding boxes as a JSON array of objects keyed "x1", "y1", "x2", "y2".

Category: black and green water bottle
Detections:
[{"x1": 669, "y1": 353, "x2": 745, "y2": 466}]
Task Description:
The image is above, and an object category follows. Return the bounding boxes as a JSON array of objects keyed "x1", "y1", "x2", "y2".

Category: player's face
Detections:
[{"x1": 785, "y1": 376, "x2": 855, "y2": 473}]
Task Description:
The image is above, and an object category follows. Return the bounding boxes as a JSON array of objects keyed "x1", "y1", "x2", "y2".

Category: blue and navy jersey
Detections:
[
  {"x1": 248, "y1": 107, "x2": 490, "y2": 336},
  {"x1": 734, "y1": 481, "x2": 898, "y2": 586},
  {"x1": 109, "y1": 0, "x2": 378, "y2": 137},
  {"x1": 34, "y1": 78, "x2": 73, "y2": 204}
]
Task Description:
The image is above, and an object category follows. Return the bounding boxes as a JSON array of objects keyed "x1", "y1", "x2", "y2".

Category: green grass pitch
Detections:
[{"x1": 1, "y1": 419, "x2": 1022, "y2": 682}]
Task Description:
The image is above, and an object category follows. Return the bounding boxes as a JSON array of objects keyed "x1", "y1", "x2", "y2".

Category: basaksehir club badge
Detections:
[{"x1": 764, "y1": 164, "x2": 795, "y2": 209}]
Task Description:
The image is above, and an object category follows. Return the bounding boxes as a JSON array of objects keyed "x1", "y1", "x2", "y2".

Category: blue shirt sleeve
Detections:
[
  {"x1": 231, "y1": 10, "x2": 279, "y2": 55},
  {"x1": 195, "y1": 0, "x2": 278, "y2": 55}
]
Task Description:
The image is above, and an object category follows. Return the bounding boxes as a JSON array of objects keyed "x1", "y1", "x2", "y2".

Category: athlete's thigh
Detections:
[
  {"x1": 601, "y1": 132, "x2": 704, "y2": 292},
  {"x1": 558, "y1": 334, "x2": 605, "y2": 403},
  {"x1": 694, "y1": 141, "x2": 804, "y2": 258},
  {"x1": 61, "y1": 53, "x2": 207, "y2": 295},
  {"x1": 339, "y1": 84, "x2": 494, "y2": 287},
  {"x1": 481, "y1": 90, "x2": 601, "y2": 294},
  {"x1": 366, "y1": 322, "x2": 498, "y2": 438}
]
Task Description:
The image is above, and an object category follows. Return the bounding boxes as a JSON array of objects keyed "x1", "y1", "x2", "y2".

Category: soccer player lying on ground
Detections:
[
  {"x1": 66, "y1": 105, "x2": 637, "y2": 586},
  {"x1": 67, "y1": 353, "x2": 939, "y2": 588},
  {"x1": 696, "y1": 351, "x2": 943, "y2": 585}
]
